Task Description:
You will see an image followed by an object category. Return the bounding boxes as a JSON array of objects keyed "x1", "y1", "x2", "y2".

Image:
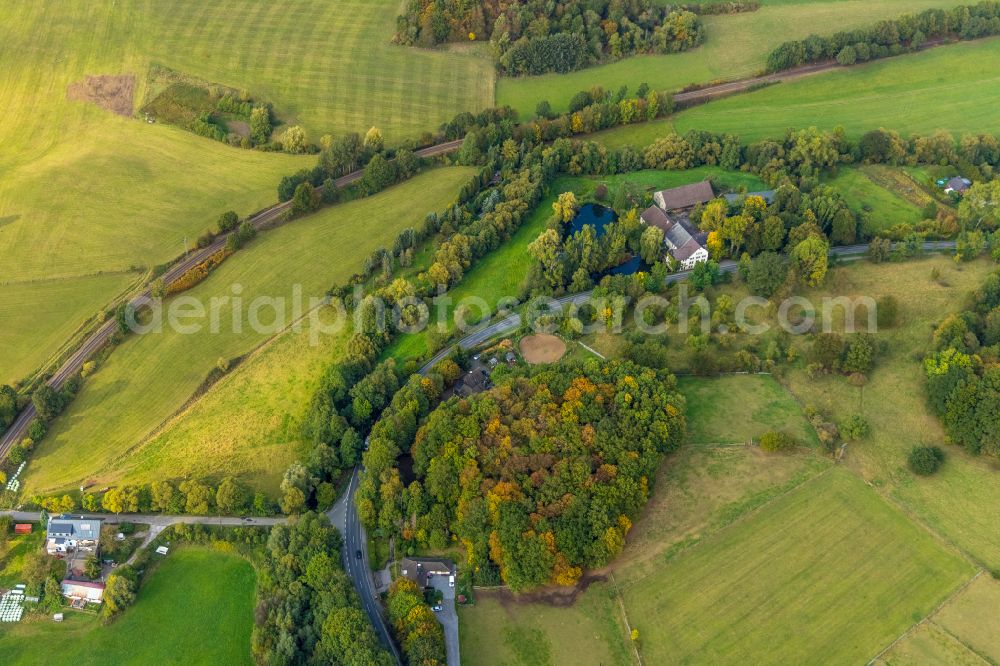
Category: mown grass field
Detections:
[
  {"x1": 145, "y1": 0, "x2": 494, "y2": 141},
  {"x1": 458, "y1": 580, "x2": 630, "y2": 666},
  {"x1": 384, "y1": 168, "x2": 765, "y2": 363},
  {"x1": 679, "y1": 375, "x2": 820, "y2": 447},
  {"x1": 785, "y1": 257, "x2": 1000, "y2": 569},
  {"x1": 0, "y1": 548, "x2": 255, "y2": 665},
  {"x1": 20, "y1": 168, "x2": 475, "y2": 496},
  {"x1": 673, "y1": 37, "x2": 1000, "y2": 140},
  {"x1": 495, "y1": 0, "x2": 969, "y2": 119},
  {"x1": 621, "y1": 468, "x2": 974, "y2": 664},
  {"x1": 827, "y1": 167, "x2": 925, "y2": 233},
  {"x1": 0, "y1": 2, "x2": 314, "y2": 384},
  {"x1": 0, "y1": 273, "x2": 138, "y2": 386}
]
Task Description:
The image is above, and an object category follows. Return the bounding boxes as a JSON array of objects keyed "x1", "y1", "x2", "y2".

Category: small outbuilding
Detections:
[
  {"x1": 944, "y1": 177, "x2": 971, "y2": 194},
  {"x1": 14, "y1": 524, "x2": 32, "y2": 535},
  {"x1": 653, "y1": 180, "x2": 715, "y2": 211}
]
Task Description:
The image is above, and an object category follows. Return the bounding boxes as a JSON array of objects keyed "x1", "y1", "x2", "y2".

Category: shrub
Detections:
[
  {"x1": 907, "y1": 445, "x2": 944, "y2": 475},
  {"x1": 876, "y1": 295, "x2": 899, "y2": 329},
  {"x1": 759, "y1": 431, "x2": 797, "y2": 452},
  {"x1": 841, "y1": 414, "x2": 870, "y2": 441}
]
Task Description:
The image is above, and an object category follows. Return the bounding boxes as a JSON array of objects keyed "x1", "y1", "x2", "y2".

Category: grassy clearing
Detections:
[
  {"x1": 495, "y1": 0, "x2": 969, "y2": 119},
  {"x1": 827, "y1": 167, "x2": 925, "y2": 233},
  {"x1": 933, "y1": 575, "x2": 1000, "y2": 662},
  {"x1": 621, "y1": 468, "x2": 975, "y2": 664},
  {"x1": 20, "y1": 168, "x2": 475, "y2": 496},
  {"x1": 877, "y1": 622, "x2": 984, "y2": 665},
  {"x1": 673, "y1": 38, "x2": 1000, "y2": 140},
  {"x1": 458, "y1": 582, "x2": 630, "y2": 666},
  {"x1": 679, "y1": 375, "x2": 820, "y2": 446},
  {"x1": 0, "y1": 273, "x2": 138, "y2": 386},
  {"x1": 0, "y1": 528, "x2": 44, "y2": 589},
  {"x1": 0, "y1": 547, "x2": 254, "y2": 665},
  {"x1": 784, "y1": 256, "x2": 1000, "y2": 569}
]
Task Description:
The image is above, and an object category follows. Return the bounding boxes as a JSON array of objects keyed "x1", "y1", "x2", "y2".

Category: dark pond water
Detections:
[
  {"x1": 568, "y1": 203, "x2": 616, "y2": 237},
  {"x1": 606, "y1": 254, "x2": 651, "y2": 276}
]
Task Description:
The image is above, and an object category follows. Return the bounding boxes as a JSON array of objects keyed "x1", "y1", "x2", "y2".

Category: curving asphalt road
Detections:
[{"x1": 0, "y1": 139, "x2": 464, "y2": 461}]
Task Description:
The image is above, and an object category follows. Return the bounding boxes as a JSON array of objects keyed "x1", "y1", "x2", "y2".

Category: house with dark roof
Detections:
[
  {"x1": 944, "y1": 177, "x2": 971, "y2": 194},
  {"x1": 454, "y1": 368, "x2": 491, "y2": 398},
  {"x1": 653, "y1": 180, "x2": 715, "y2": 211},
  {"x1": 46, "y1": 516, "x2": 103, "y2": 555},
  {"x1": 400, "y1": 557, "x2": 455, "y2": 588},
  {"x1": 640, "y1": 206, "x2": 709, "y2": 270}
]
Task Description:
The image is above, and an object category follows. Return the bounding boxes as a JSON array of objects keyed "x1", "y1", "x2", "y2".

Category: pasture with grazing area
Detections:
[
  {"x1": 679, "y1": 375, "x2": 820, "y2": 447},
  {"x1": 494, "y1": 0, "x2": 970, "y2": 119},
  {"x1": 620, "y1": 469, "x2": 974, "y2": 664},
  {"x1": 673, "y1": 38, "x2": 1000, "y2": 140},
  {"x1": 784, "y1": 257, "x2": 1000, "y2": 570},
  {"x1": 19, "y1": 168, "x2": 476, "y2": 496},
  {"x1": 0, "y1": 548, "x2": 255, "y2": 665}
]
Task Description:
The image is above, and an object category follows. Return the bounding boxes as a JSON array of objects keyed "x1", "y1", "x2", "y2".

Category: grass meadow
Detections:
[
  {"x1": 673, "y1": 37, "x2": 1000, "y2": 140},
  {"x1": 19, "y1": 168, "x2": 476, "y2": 496},
  {"x1": 679, "y1": 375, "x2": 820, "y2": 446},
  {"x1": 494, "y1": 0, "x2": 970, "y2": 118},
  {"x1": 826, "y1": 167, "x2": 925, "y2": 233},
  {"x1": 620, "y1": 469, "x2": 974, "y2": 664},
  {"x1": 785, "y1": 256, "x2": 1000, "y2": 570},
  {"x1": 0, "y1": 528, "x2": 44, "y2": 589},
  {"x1": 0, "y1": 548, "x2": 255, "y2": 665},
  {"x1": 0, "y1": 273, "x2": 139, "y2": 386}
]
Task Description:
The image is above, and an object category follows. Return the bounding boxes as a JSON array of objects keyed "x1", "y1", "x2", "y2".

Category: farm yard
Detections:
[
  {"x1": 18, "y1": 167, "x2": 476, "y2": 496},
  {"x1": 0, "y1": 548, "x2": 255, "y2": 665}
]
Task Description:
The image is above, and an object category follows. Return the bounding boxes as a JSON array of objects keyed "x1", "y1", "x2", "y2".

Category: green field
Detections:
[
  {"x1": 621, "y1": 469, "x2": 974, "y2": 664},
  {"x1": 20, "y1": 167, "x2": 475, "y2": 496},
  {"x1": 784, "y1": 257, "x2": 1000, "y2": 569},
  {"x1": 0, "y1": 0, "x2": 489, "y2": 391},
  {"x1": 0, "y1": 548, "x2": 254, "y2": 665},
  {"x1": 0, "y1": 273, "x2": 138, "y2": 386},
  {"x1": 826, "y1": 167, "x2": 925, "y2": 232},
  {"x1": 679, "y1": 375, "x2": 820, "y2": 447},
  {"x1": 673, "y1": 38, "x2": 1000, "y2": 140},
  {"x1": 932, "y1": 575, "x2": 1000, "y2": 663},
  {"x1": 144, "y1": 0, "x2": 493, "y2": 141},
  {"x1": 495, "y1": 0, "x2": 969, "y2": 119},
  {"x1": 878, "y1": 622, "x2": 984, "y2": 665},
  {"x1": 459, "y1": 584, "x2": 630, "y2": 666},
  {"x1": 0, "y1": 528, "x2": 44, "y2": 589}
]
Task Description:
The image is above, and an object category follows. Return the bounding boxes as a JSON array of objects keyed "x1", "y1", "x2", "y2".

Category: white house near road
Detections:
[
  {"x1": 46, "y1": 516, "x2": 103, "y2": 555},
  {"x1": 640, "y1": 206, "x2": 709, "y2": 270}
]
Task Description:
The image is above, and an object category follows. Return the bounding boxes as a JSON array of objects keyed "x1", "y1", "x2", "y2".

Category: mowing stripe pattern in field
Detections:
[
  {"x1": 621, "y1": 469, "x2": 975, "y2": 664},
  {"x1": 19, "y1": 167, "x2": 476, "y2": 496},
  {"x1": 145, "y1": 0, "x2": 494, "y2": 142}
]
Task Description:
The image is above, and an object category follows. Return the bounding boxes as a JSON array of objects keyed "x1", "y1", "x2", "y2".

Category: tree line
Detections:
[
  {"x1": 396, "y1": 0, "x2": 703, "y2": 76},
  {"x1": 924, "y1": 269, "x2": 1000, "y2": 458},
  {"x1": 767, "y1": 2, "x2": 1000, "y2": 72}
]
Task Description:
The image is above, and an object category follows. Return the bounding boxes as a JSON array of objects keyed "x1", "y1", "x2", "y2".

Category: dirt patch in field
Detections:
[
  {"x1": 519, "y1": 334, "x2": 567, "y2": 364},
  {"x1": 67, "y1": 74, "x2": 135, "y2": 117},
  {"x1": 479, "y1": 572, "x2": 608, "y2": 608},
  {"x1": 227, "y1": 119, "x2": 250, "y2": 138}
]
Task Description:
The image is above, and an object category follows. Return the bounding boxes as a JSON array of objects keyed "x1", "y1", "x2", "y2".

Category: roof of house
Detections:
[
  {"x1": 400, "y1": 557, "x2": 455, "y2": 586},
  {"x1": 640, "y1": 206, "x2": 671, "y2": 233},
  {"x1": 47, "y1": 517, "x2": 102, "y2": 541},
  {"x1": 456, "y1": 368, "x2": 490, "y2": 396},
  {"x1": 655, "y1": 180, "x2": 715, "y2": 210},
  {"x1": 724, "y1": 190, "x2": 776, "y2": 205},
  {"x1": 946, "y1": 176, "x2": 971, "y2": 191},
  {"x1": 674, "y1": 238, "x2": 706, "y2": 261}
]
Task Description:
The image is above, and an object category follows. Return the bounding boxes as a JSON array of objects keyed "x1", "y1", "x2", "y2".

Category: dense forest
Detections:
[
  {"x1": 396, "y1": 0, "x2": 703, "y2": 75},
  {"x1": 366, "y1": 360, "x2": 686, "y2": 591},
  {"x1": 924, "y1": 269, "x2": 1000, "y2": 458}
]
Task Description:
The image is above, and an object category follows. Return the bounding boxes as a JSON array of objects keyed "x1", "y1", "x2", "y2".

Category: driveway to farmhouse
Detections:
[{"x1": 428, "y1": 573, "x2": 460, "y2": 666}]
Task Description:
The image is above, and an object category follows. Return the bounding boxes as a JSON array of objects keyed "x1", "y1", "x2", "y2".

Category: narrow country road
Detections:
[{"x1": 0, "y1": 139, "x2": 463, "y2": 461}]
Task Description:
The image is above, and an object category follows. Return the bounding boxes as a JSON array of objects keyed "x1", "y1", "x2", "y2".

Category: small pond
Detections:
[
  {"x1": 605, "y1": 254, "x2": 651, "y2": 277},
  {"x1": 568, "y1": 203, "x2": 616, "y2": 237}
]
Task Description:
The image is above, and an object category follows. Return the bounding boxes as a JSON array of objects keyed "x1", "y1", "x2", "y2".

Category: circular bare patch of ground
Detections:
[{"x1": 519, "y1": 334, "x2": 567, "y2": 364}]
